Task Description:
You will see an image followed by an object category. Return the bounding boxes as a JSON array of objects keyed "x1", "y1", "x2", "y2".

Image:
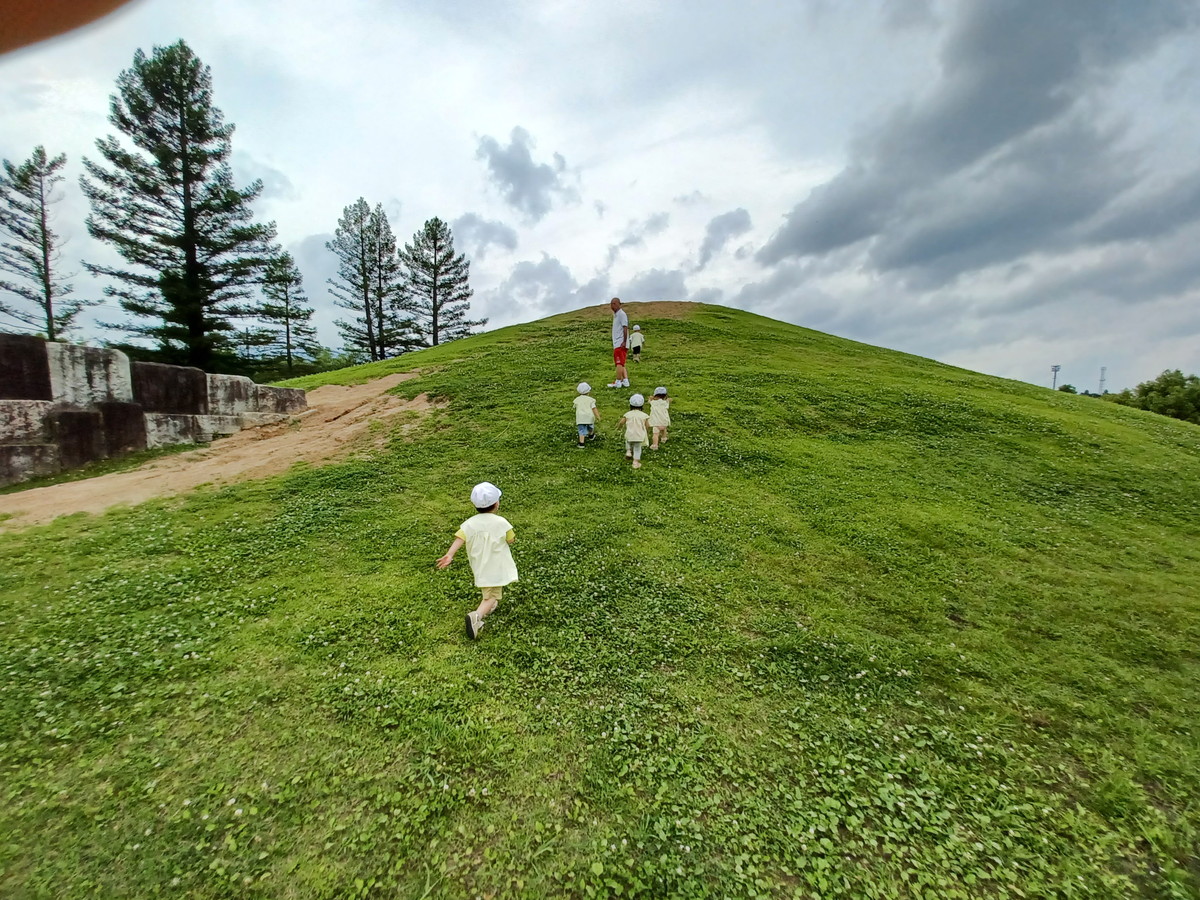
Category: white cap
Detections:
[
  {"x1": 632, "y1": 324, "x2": 641, "y2": 331},
  {"x1": 653, "y1": 386, "x2": 667, "y2": 396},
  {"x1": 577, "y1": 382, "x2": 591, "y2": 394},
  {"x1": 470, "y1": 481, "x2": 501, "y2": 508},
  {"x1": 629, "y1": 393, "x2": 645, "y2": 407}
]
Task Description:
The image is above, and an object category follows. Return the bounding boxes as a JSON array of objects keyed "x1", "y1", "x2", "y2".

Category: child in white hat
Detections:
[
  {"x1": 573, "y1": 382, "x2": 599, "y2": 448},
  {"x1": 628, "y1": 324, "x2": 645, "y2": 362},
  {"x1": 618, "y1": 393, "x2": 651, "y2": 469},
  {"x1": 436, "y1": 481, "x2": 518, "y2": 639},
  {"x1": 649, "y1": 386, "x2": 671, "y2": 449}
]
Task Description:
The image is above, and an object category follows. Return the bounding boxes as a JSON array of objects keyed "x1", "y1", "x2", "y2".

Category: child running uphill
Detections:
[
  {"x1": 649, "y1": 386, "x2": 671, "y2": 449},
  {"x1": 618, "y1": 393, "x2": 651, "y2": 469},
  {"x1": 436, "y1": 482, "x2": 517, "y2": 640},
  {"x1": 573, "y1": 382, "x2": 599, "y2": 448},
  {"x1": 628, "y1": 325, "x2": 645, "y2": 362}
]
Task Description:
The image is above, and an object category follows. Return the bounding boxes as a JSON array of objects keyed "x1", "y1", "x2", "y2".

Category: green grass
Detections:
[{"x1": 2, "y1": 302, "x2": 1199, "y2": 899}]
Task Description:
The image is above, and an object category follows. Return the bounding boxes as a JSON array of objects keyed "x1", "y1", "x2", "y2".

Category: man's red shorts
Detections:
[{"x1": 613, "y1": 346, "x2": 627, "y2": 365}]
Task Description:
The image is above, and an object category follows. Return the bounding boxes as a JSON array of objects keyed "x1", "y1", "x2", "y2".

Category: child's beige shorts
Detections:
[{"x1": 482, "y1": 586, "x2": 503, "y2": 602}]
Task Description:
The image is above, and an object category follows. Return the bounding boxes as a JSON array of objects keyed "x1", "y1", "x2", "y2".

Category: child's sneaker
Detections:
[
  {"x1": 607, "y1": 381, "x2": 621, "y2": 388},
  {"x1": 465, "y1": 611, "x2": 483, "y2": 639},
  {"x1": 621, "y1": 379, "x2": 630, "y2": 387}
]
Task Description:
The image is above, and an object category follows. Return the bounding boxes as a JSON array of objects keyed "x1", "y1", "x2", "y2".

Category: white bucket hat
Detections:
[
  {"x1": 629, "y1": 393, "x2": 645, "y2": 407},
  {"x1": 470, "y1": 482, "x2": 502, "y2": 508},
  {"x1": 577, "y1": 382, "x2": 591, "y2": 394},
  {"x1": 632, "y1": 324, "x2": 641, "y2": 331},
  {"x1": 653, "y1": 386, "x2": 667, "y2": 396}
]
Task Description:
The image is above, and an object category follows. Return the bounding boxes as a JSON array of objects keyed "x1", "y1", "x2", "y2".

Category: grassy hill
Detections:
[{"x1": 2, "y1": 302, "x2": 1199, "y2": 898}]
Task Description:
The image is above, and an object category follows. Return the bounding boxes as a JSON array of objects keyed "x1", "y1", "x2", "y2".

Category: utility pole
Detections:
[
  {"x1": 1051, "y1": 365, "x2": 1061, "y2": 390},
  {"x1": 1099, "y1": 366, "x2": 1107, "y2": 395}
]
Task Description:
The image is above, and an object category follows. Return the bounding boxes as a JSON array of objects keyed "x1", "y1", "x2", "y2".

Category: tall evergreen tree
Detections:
[
  {"x1": 399, "y1": 216, "x2": 484, "y2": 346},
  {"x1": 80, "y1": 40, "x2": 275, "y2": 371},
  {"x1": 327, "y1": 199, "x2": 415, "y2": 360},
  {"x1": 0, "y1": 146, "x2": 89, "y2": 339},
  {"x1": 259, "y1": 250, "x2": 318, "y2": 373}
]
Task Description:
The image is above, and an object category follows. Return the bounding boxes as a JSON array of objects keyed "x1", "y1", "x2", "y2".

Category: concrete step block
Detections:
[
  {"x1": 46, "y1": 343, "x2": 133, "y2": 405},
  {"x1": 0, "y1": 400, "x2": 54, "y2": 445},
  {"x1": 145, "y1": 413, "x2": 198, "y2": 448},
  {"x1": 0, "y1": 444, "x2": 61, "y2": 487}
]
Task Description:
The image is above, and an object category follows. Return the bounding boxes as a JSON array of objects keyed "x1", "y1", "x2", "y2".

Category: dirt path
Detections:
[{"x1": 0, "y1": 372, "x2": 428, "y2": 530}]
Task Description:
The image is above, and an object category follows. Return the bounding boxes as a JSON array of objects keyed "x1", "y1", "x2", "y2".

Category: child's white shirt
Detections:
[
  {"x1": 455, "y1": 513, "x2": 518, "y2": 587},
  {"x1": 623, "y1": 409, "x2": 650, "y2": 442},
  {"x1": 648, "y1": 398, "x2": 670, "y2": 427},
  {"x1": 573, "y1": 395, "x2": 597, "y2": 424}
]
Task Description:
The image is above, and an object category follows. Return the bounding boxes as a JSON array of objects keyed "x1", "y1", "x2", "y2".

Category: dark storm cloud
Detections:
[
  {"x1": 867, "y1": 115, "x2": 1135, "y2": 282},
  {"x1": 1085, "y1": 169, "x2": 1200, "y2": 244},
  {"x1": 476, "y1": 126, "x2": 579, "y2": 223},
  {"x1": 758, "y1": 0, "x2": 1200, "y2": 276},
  {"x1": 619, "y1": 267, "x2": 688, "y2": 301},
  {"x1": 605, "y1": 212, "x2": 670, "y2": 268},
  {"x1": 451, "y1": 212, "x2": 518, "y2": 260},
  {"x1": 697, "y1": 208, "x2": 752, "y2": 270},
  {"x1": 731, "y1": 263, "x2": 808, "y2": 314}
]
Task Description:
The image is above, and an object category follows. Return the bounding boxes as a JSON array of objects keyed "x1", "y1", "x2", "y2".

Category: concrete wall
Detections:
[
  {"x1": 47, "y1": 343, "x2": 133, "y2": 406},
  {"x1": 0, "y1": 337, "x2": 307, "y2": 487}
]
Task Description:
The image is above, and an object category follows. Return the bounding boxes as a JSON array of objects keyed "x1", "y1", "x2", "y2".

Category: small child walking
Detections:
[
  {"x1": 573, "y1": 382, "x2": 599, "y2": 447},
  {"x1": 649, "y1": 386, "x2": 671, "y2": 449},
  {"x1": 628, "y1": 325, "x2": 645, "y2": 362},
  {"x1": 618, "y1": 393, "x2": 651, "y2": 469},
  {"x1": 436, "y1": 481, "x2": 517, "y2": 640}
]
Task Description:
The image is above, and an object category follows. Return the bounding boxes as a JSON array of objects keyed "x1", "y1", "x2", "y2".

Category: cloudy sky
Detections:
[{"x1": 2, "y1": 0, "x2": 1199, "y2": 391}]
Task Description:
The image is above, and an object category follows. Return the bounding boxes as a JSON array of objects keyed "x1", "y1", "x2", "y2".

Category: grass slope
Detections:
[{"x1": 2, "y1": 302, "x2": 1199, "y2": 899}]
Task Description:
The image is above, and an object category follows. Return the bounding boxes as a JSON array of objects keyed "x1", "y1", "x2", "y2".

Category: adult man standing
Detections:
[{"x1": 608, "y1": 296, "x2": 630, "y2": 388}]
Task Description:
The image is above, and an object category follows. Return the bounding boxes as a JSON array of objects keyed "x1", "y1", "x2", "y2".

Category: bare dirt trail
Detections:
[{"x1": 0, "y1": 372, "x2": 428, "y2": 530}]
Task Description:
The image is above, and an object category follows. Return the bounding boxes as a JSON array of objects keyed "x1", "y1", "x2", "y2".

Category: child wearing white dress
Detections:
[
  {"x1": 436, "y1": 482, "x2": 517, "y2": 640},
  {"x1": 618, "y1": 393, "x2": 651, "y2": 470},
  {"x1": 649, "y1": 386, "x2": 671, "y2": 449}
]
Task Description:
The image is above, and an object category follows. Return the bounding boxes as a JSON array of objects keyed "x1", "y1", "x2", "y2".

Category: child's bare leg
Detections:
[
  {"x1": 651, "y1": 426, "x2": 661, "y2": 449},
  {"x1": 467, "y1": 588, "x2": 501, "y2": 638}
]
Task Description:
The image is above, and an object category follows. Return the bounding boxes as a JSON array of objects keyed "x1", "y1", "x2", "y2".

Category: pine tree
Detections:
[
  {"x1": 80, "y1": 40, "x2": 275, "y2": 371},
  {"x1": 399, "y1": 217, "x2": 484, "y2": 346},
  {"x1": 328, "y1": 199, "x2": 416, "y2": 360},
  {"x1": 259, "y1": 250, "x2": 318, "y2": 373},
  {"x1": 0, "y1": 146, "x2": 89, "y2": 339}
]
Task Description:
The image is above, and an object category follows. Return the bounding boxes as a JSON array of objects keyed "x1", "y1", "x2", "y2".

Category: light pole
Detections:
[{"x1": 1051, "y1": 365, "x2": 1061, "y2": 390}]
